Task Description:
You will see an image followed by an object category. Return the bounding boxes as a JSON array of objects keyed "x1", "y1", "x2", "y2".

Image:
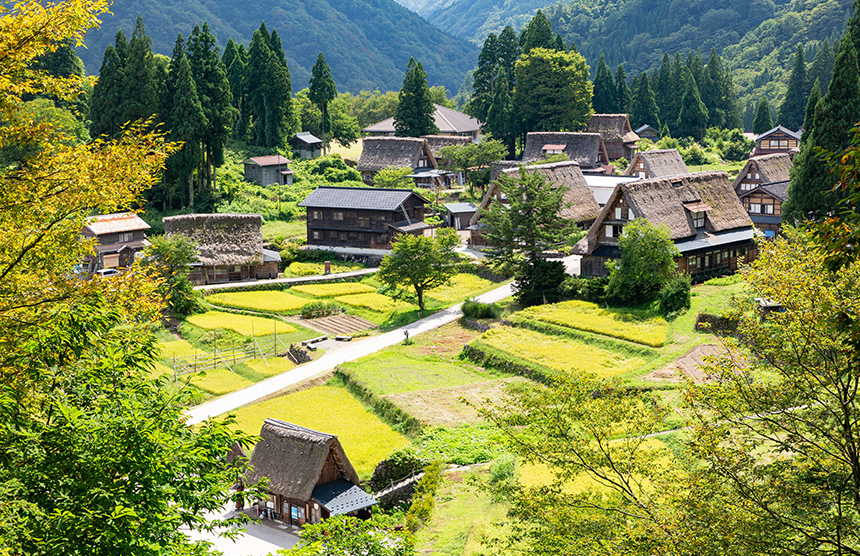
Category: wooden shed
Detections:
[
  {"x1": 243, "y1": 155, "x2": 294, "y2": 186},
  {"x1": 245, "y1": 419, "x2": 377, "y2": 526},
  {"x1": 81, "y1": 212, "x2": 151, "y2": 272}
]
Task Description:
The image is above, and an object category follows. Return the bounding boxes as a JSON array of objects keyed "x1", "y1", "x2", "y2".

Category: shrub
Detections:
[
  {"x1": 405, "y1": 461, "x2": 445, "y2": 532},
  {"x1": 704, "y1": 274, "x2": 744, "y2": 286},
  {"x1": 489, "y1": 453, "x2": 515, "y2": 484},
  {"x1": 514, "y1": 258, "x2": 567, "y2": 307},
  {"x1": 681, "y1": 143, "x2": 709, "y2": 165},
  {"x1": 300, "y1": 301, "x2": 342, "y2": 319},
  {"x1": 369, "y1": 447, "x2": 429, "y2": 491},
  {"x1": 559, "y1": 275, "x2": 608, "y2": 303},
  {"x1": 658, "y1": 274, "x2": 692, "y2": 314},
  {"x1": 462, "y1": 299, "x2": 500, "y2": 319}
]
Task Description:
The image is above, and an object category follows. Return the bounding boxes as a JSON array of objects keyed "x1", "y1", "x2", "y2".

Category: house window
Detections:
[
  {"x1": 692, "y1": 211, "x2": 706, "y2": 228},
  {"x1": 715, "y1": 252, "x2": 721, "y2": 264},
  {"x1": 689, "y1": 256, "x2": 698, "y2": 269},
  {"x1": 312, "y1": 210, "x2": 322, "y2": 220},
  {"x1": 118, "y1": 232, "x2": 133, "y2": 243},
  {"x1": 704, "y1": 255, "x2": 710, "y2": 267},
  {"x1": 749, "y1": 203, "x2": 761, "y2": 214},
  {"x1": 741, "y1": 182, "x2": 755, "y2": 191},
  {"x1": 615, "y1": 207, "x2": 623, "y2": 220},
  {"x1": 357, "y1": 217, "x2": 370, "y2": 228},
  {"x1": 312, "y1": 230, "x2": 321, "y2": 240},
  {"x1": 605, "y1": 224, "x2": 614, "y2": 238},
  {"x1": 628, "y1": 209, "x2": 635, "y2": 220},
  {"x1": 763, "y1": 203, "x2": 774, "y2": 214},
  {"x1": 418, "y1": 159, "x2": 428, "y2": 168},
  {"x1": 333, "y1": 211, "x2": 344, "y2": 221},
  {"x1": 328, "y1": 231, "x2": 337, "y2": 239}
]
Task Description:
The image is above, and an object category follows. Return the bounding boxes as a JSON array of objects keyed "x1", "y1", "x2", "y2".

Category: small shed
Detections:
[
  {"x1": 635, "y1": 124, "x2": 659, "y2": 141},
  {"x1": 243, "y1": 155, "x2": 294, "y2": 186},
  {"x1": 292, "y1": 132, "x2": 323, "y2": 159},
  {"x1": 444, "y1": 202, "x2": 477, "y2": 230},
  {"x1": 245, "y1": 419, "x2": 377, "y2": 526}
]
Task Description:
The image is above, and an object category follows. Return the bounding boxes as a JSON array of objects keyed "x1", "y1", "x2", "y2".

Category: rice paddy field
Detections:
[
  {"x1": 186, "y1": 311, "x2": 295, "y2": 336},
  {"x1": 286, "y1": 261, "x2": 364, "y2": 277},
  {"x1": 334, "y1": 292, "x2": 416, "y2": 312},
  {"x1": 226, "y1": 385, "x2": 409, "y2": 477},
  {"x1": 185, "y1": 368, "x2": 254, "y2": 395},
  {"x1": 207, "y1": 290, "x2": 311, "y2": 313},
  {"x1": 290, "y1": 282, "x2": 376, "y2": 297},
  {"x1": 426, "y1": 273, "x2": 495, "y2": 303}
]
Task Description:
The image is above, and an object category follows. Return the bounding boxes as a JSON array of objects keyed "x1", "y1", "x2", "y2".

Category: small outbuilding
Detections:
[
  {"x1": 243, "y1": 155, "x2": 294, "y2": 186},
  {"x1": 585, "y1": 114, "x2": 640, "y2": 160},
  {"x1": 634, "y1": 124, "x2": 660, "y2": 141},
  {"x1": 291, "y1": 132, "x2": 323, "y2": 159},
  {"x1": 163, "y1": 213, "x2": 280, "y2": 285},
  {"x1": 245, "y1": 419, "x2": 377, "y2": 526},
  {"x1": 443, "y1": 202, "x2": 478, "y2": 230}
]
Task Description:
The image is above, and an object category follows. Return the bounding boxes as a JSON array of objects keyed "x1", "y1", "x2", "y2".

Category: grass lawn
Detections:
[
  {"x1": 474, "y1": 327, "x2": 646, "y2": 378},
  {"x1": 414, "y1": 468, "x2": 509, "y2": 556},
  {"x1": 426, "y1": 273, "x2": 495, "y2": 303},
  {"x1": 328, "y1": 140, "x2": 362, "y2": 160},
  {"x1": 207, "y1": 290, "x2": 311, "y2": 313},
  {"x1": 187, "y1": 311, "x2": 296, "y2": 336},
  {"x1": 689, "y1": 159, "x2": 746, "y2": 178},
  {"x1": 515, "y1": 300, "x2": 669, "y2": 347},
  {"x1": 262, "y1": 219, "x2": 306, "y2": 241},
  {"x1": 226, "y1": 385, "x2": 409, "y2": 477},
  {"x1": 290, "y1": 282, "x2": 376, "y2": 297}
]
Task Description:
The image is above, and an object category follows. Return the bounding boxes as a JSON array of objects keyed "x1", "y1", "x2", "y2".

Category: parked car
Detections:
[{"x1": 94, "y1": 268, "x2": 122, "y2": 278}]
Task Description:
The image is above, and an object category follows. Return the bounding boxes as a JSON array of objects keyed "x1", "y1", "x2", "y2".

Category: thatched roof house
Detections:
[
  {"x1": 585, "y1": 114, "x2": 640, "y2": 160},
  {"x1": 574, "y1": 172, "x2": 755, "y2": 279},
  {"x1": 422, "y1": 135, "x2": 472, "y2": 158},
  {"x1": 357, "y1": 137, "x2": 447, "y2": 187},
  {"x1": 362, "y1": 104, "x2": 481, "y2": 139},
  {"x1": 245, "y1": 419, "x2": 376, "y2": 526},
  {"x1": 623, "y1": 149, "x2": 689, "y2": 179},
  {"x1": 731, "y1": 153, "x2": 792, "y2": 193},
  {"x1": 522, "y1": 132, "x2": 610, "y2": 172},
  {"x1": 469, "y1": 161, "x2": 600, "y2": 246},
  {"x1": 163, "y1": 213, "x2": 280, "y2": 285}
]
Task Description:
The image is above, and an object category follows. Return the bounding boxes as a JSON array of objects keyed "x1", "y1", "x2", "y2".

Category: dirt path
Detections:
[{"x1": 645, "y1": 344, "x2": 729, "y2": 382}]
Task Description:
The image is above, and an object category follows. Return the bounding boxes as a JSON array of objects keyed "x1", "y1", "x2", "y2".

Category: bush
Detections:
[
  {"x1": 658, "y1": 273, "x2": 692, "y2": 314},
  {"x1": 369, "y1": 447, "x2": 429, "y2": 491},
  {"x1": 681, "y1": 143, "x2": 709, "y2": 165},
  {"x1": 300, "y1": 301, "x2": 342, "y2": 319},
  {"x1": 489, "y1": 453, "x2": 515, "y2": 484},
  {"x1": 404, "y1": 461, "x2": 445, "y2": 532},
  {"x1": 513, "y1": 259, "x2": 566, "y2": 307},
  {"x1": 462, "y1": 299, "x2": 500, "y2": 319},
  {"x1": 559, "y1": 275, "x2": 608, "y2": 303}
]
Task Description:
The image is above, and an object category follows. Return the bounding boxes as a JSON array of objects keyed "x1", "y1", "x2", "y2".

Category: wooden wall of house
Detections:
[
  {"x1": 580, "y1": 255, "x2": 611, "y2": 277},
  {"x1": 305, "y1": 202, "x2": 425, "y2": 250},
  {"x1": 754, "y1": 131, "x2": 799, "y2": 155},
  {"x1": 188, "y1": 264, "x2": 272, "y2": 285},
  {"x1": 599, "y1": 195, "x2": 636, "y2": 244},
  {"x1": 84, "y1": 229, "x2": 147, "y2": 246},
  {"x1": 741, "y1": 191, "x2": 781, "y2": 217},
  {"x1": 254, "y1": 261, "x2": 280, "y2": 279}
]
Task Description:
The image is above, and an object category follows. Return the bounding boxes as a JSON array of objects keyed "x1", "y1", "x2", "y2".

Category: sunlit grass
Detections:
[{"x1": 290, "y1": 282, "x2": 376, "y2": 297}]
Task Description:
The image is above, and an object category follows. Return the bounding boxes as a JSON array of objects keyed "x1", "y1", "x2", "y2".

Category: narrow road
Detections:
[
  {"x1": 185, "y1": 282, "x2": 514, "y2": 424},
  {"x1": 194, "y1": 267, "x2": 378, "y2": 292}
]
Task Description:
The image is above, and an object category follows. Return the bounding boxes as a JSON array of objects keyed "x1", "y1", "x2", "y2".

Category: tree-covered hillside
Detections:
[{"x1": 79, "y1": 0, "x2": 477, "y2": 93}]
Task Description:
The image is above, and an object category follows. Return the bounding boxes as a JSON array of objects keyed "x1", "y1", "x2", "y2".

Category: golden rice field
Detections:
[
  {"x1": 475, "y1": 327, "x2": 645, "y2": 378},
  {"x1": 245, "y1": 356, "x2": 295, "y2": 377},
  {"x1": 207, "y1": 290, "x2": 310, "y2": 313},
  {"x1": 186, "y1": 311, "x2": 295, "y2": 336},
  {"x1": 286, "y1": 261, "x2": 364, "y2": 277},
  {"x1": 334, "y1": 292, "x2": 415, "y2": 312},
  {"x1": 516, "y1": 300, "x2": 669, "y2": 347},
  {"x1": 185, "y1": 367, "x2": 254, "y2": 395},
  {"x1": 158, "y1": 339, "x2": 198, "y2": 359},
  {"x1": 290, "y1": 282, "x2": 376, "y2": 298},
  {"x1": 228, "y1": 385, "x2": 409, "y2": 477},
  {"x1": 426, "y1": 273, "x2": 494, "y2": 303}
]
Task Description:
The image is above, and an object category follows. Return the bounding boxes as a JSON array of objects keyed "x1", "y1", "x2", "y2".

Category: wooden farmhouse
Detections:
[
  {"x1": 245, "y1": 420, "x2": 377, "y2": 526},
  {"x1": 469, "y1": 161, "x2": 601, "y2": 246},
  {"x1": 163, "y1": 213, "x2": 281, "y2": 285},
  {"x1": 738, "y1": 180, "x2": 788, "y2": 238},
  {"x1": 522, "y1": 132, "x2": 612, "y2": 173},
  {"x1": 634, "y1": 124, "x2": 659, "y2": 141},
  {"x1": 574, "y1": 172, "x2": 756, "y2": 280},
  {"x1": 357, "y1": 137, "x2": 452, "y2": 188},
  {"x1": 291, "y1": 132, "x2": 323, "y2": 159},
  {"x1": 731, "y1": 153, "x2": 792, "y2": 193},
  {"x1": 299, "y1": 185, "x2": 430, "y2": 252},
  {"x1": 243, "y1": 155, "x2": 294, "y2": 186},
  {"x1": 585, "y1": 114, "x2": 640, "y2": 160},
  {"x1": 362, "y1": 104, "x2": 481, "y2": 140},
  {"x1": 751, "y1": 126, "x2": 801, "y2": 157},
  {"x1": 81, "y1": 212, "x2": 151, "y2": 272},
  {"x1": 443, "y1": 202, "x2": 478, "y2": 230},
  {"x1": 623, "y1": 149, "x2": 689, "y2": 179}
]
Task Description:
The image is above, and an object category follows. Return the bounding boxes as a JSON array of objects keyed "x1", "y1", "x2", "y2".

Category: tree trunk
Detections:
[
  {"x1": 187, "y1": 172, "x2": 194, "y2": 209},
  {"x1": 417, "y1": 288, "x2": 424, "y2": 317},
  {"x1": 322, "y1": 102, "x2": 327, "y2": 155}
]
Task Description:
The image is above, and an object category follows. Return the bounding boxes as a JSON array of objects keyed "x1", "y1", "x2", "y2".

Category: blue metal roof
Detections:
[
  {"x1": 675, "y1": 229, "x2": 756, "y2": 254},
  {"x1": 443, "y1": 202, "x2": 477, "y2": 213},
  {"x1": 312, "y1": 479, "x2": 377, "y2": 515}
]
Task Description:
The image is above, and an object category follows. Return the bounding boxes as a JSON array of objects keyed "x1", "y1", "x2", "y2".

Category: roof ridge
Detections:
[{"x1": 264, "y1": 418, "x2": 335, "y2": 439}]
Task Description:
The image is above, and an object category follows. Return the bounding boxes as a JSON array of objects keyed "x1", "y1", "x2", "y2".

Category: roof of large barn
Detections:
[
  {"x1": 163, "y1": 213, "x2": 263, "y2": 266},
  {"x1": 357, "y1": 137, "x2": 433, "y2": 173}
]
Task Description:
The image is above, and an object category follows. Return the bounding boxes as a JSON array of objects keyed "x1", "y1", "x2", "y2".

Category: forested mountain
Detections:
[{"x1": 78, "y1": 0, "x2": 478, "y2": 93}]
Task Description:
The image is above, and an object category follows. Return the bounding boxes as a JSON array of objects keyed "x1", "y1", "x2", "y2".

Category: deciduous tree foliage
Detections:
[
  {"x1": 515, "y1": 47, "x2": 593, "y2": 134},
  {"x1": 286, "y1": 515, "x2": 413, "y2": 556},
  {"x1": 437, "y1": 139, "x2": 507, "y2": 189},
  {"x1": 394, "y1": 57, "x2": 438, "y2": 137},
  {"x1": 606, "y1": 218, "x2": 678, "y2": 305},
  {"x1": 378, "y1": 227, "x2": 459, "y2": 315},
  {"x1": 0, "y1": 2, "x2": 259, "y2": 554}
]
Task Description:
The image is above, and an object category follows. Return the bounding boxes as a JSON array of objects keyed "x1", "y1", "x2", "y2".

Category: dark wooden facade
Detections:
[
  {"x1": 739, "y1": 181, "x2": 788, "y2": 238},
  {"x1": 752, "y1": 126, "x2": 801, "y2": 157},
  {"x1": 81, "y1": 213, "x2": 151, "y2": 272},
  {"x1": 243, "y1": 156, "x2": 294, "y2": 186}
]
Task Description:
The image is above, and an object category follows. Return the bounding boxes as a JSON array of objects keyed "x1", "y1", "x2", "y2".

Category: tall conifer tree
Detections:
[
  {"x1": 88, "y1": 39, "x2": 125, "y2": 137},
  {"x1": 309, "y1": 52, "x2": 337, "y2": 154},
  {"x1": 394, "y1": 57, "x2": 438, "y2": 137},
  {"x1": 675, "y1": 70, "x2": 708, "y2": 141},
  {"x1": 119, "y1": 16, "x2": 158, "y2": 129},
  {"x1": 223, "y1": 41, "x2": 248, "y2": 138},
  {"x1": 497, "y1": 26, "x2": 520, "y2": 85},
  {"x1": 614, "y1": 63, "x2": 631, "y2": 114},
  {"x1": 809, "y1": 39, "x2": 835, "y2": 93},
  {"x1": 487, "y1": 68, "x2": 516, "y2": 158},
  {"x1": 592, "y1": 54, "x2": 615, "y2": 114},
  {"x1": 654, "y1": 53, "x2": 672, "y2": 128},
  {"x1": 520, "y1": 10, "x2": 556, "y2": 54},
  {"x1": 467, "y1": 32, "x2": 497, "y2": 123},
  {"x1": 779, "y1": 45, "x2": 808, "y2": 130},
  {"x1": 631, "y1": 72, "x2": 660, "y2": 129},
  {"x1": 803, "y1": 78, "x2": 821, "y2": 131},
  {"x1": 752, "y1": 97, "x2": 774, "y2": 134}
]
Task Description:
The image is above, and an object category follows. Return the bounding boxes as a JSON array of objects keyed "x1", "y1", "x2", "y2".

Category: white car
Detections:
[{"x1": 94, "y1": 268, "x2": 122, "y2": 278}]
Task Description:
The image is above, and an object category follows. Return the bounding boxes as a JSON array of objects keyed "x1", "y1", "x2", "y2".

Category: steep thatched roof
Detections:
[
  {"x1": 358, "y1": 137, "x2": 435, "y2": 173},
  {"x1": 574, "y1": 172, "x2": 752, "y2": 255},
  {"x1": 163, "y1": 213, "x2": 263, "y2": 266},
  {"x1": 422, "y1": 135, "x2": 472, "y2": 158},
  {"x1": 470, "y1": 161, "x2": 600, "y2": 226},
  {"x1": 624, "y1": 149, "x2": 689, "y2": 178},
  {"x1": 585, "y1": 114, "x2": 639, "y2": 143},
  {"x1": 522, "y1": 132, "x2": 609, "y2": 167},
  {"x1": 362, "y1": 104, "x2": 480, "y2": 134},
  {"x1": 731, "y1": 153, "x2": 792, "y2": 191},
  {"x1": 245, "y1": 419, "x2": 360, "y2": 501}
]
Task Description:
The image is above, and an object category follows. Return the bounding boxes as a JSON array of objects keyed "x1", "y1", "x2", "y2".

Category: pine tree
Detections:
[
  {"x1": 497, "y1": 26, "x2": 520, "y2": 86},
  {"x1": 88, "y1": 39, "x2": 125, "y2": 137},
  {"x1": 809, "y1": 39, "x2": 835, "y2": 93},
  {"x1": 394, "y1": 57, "x2": 438, "y2": 137},
  {"x1": 118, "y1": 16, "x2": 158, "y2": 129},
  {"x1": 614, "y1": 63, "x2": 631, "y2": 114},
  {"x1": 654, "y1": 53, "x2": 672, "y2": 128},
  {"x1": 245, "y1": 23, "x2": 294, "y2": 148},
  {"x1": 268, "y1": 29, "x2": 287, "y2": 67},
  {"x1": 631, "y1": 72, "x2": 660, "y2": 129},
  {"x1": 309, "y1": 52, "x2": 337, "y2": 154},
  {"x1": 778, "y1": 44, "x2": 808, "y2": 130},
  {"x1": 803, "y1": 78, "x2": 821, "y2": 131},
  {"x1": 675, "y1": 70, "x2": 708, "y2": 141},
  {"x1": 752, "y1": 97, "x2": 774, "y2": 134},
  {"x1": 223, "y1": 41, "x2": 248, "y2": 138},
  {"x1": 668, "y1": 52, "x2": 685, "y2": 135},
  {"x1": 786, "y1": 31, "x2": 860, "y2": 222},
  {"x1": 592, "y1": 54, "x2": 616, "y2": 114},
  {"x1": 520, "y1": 10, "x2": 556, "y2": 54},
  {"x1": 487, "y1": 68, "x2": 516, "y2": 158},
  {"x1": 467, "y1": 32, "x2": 497, "y2": 123},
  {"x1": 555, "y1": 34, "x2": 566, "y2": 52}
]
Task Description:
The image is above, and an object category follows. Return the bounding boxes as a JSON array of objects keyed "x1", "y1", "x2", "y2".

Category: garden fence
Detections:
[{"x1": 171, "y1": 330, "x2": 294, "y2": 378}]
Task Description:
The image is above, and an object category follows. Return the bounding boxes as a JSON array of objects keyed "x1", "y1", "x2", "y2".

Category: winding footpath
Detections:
[{"x1": 185, "y1": 282, "x2": 513, "y2": 425}]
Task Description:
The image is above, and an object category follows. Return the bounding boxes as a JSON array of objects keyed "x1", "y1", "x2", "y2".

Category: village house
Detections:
[
  {"x1": 357, "y1": 136, "x2": 452, "y2": 188},
  {"x1": 291, "y1": 131, "x2": 323, "y2": 159},
  {"x1": 443, "y1": 202, "x2": 478, "y2": 230},
  {"x1": 243, "y1": 155, "x2": 294, "y2": 186},
  {"x1": 424, "y1": 135, "x2": 473, "y2": 186},
  {"x1": 585, "y1": 113, "x2": 640, "y2": 160},
  {"x1": 622, "y1": 149, "x2": 689, "y2": 179},
  {"x1": 362, "y1": 104, "x2": 481, "y2": 140},
  {"x1": 244, "y1": 420, "x2": 377, "y2": 526},
  {"x1": 634, "y1": 124, "x2": 660, "y2": 141},
  {"x1": 751, "y1": 126, "x2": 801, "y2": 157},
  {"x1": 521, "y1": 132, "x2": 612, "y2": 173},
  {"x1": 731, "y1": 152, "x2": 792, "y2": 193},
  {"x1": 574, "y1": 172, "x2": 756, "y2": 280},
  {"x1": 81, "y1": 212, "x2": 151, "y2": 272},
  {"x1": 469, "y1": 161, "x2": 601, "y2": 246},
  {"x1": 738, "y1": 180, "x2": 788, "y2": 238},
  {"x1": 163, "y1": 213, "x2": 280, "y2": 285},
  {"x1": 299, "y1": 185, "x2": 430, "y2": 252}
]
